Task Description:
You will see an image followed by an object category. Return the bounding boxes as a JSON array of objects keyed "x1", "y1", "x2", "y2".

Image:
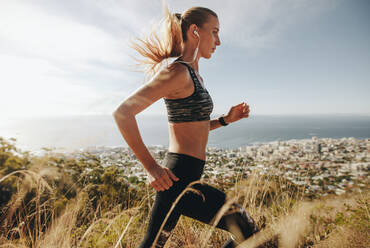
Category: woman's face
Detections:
[{"x1": 198, "y1": 15, "x2": 221, "y2": 59}]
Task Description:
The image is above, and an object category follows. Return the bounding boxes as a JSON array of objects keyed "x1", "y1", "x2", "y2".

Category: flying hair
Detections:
[
  {"x1": 129, "y1": 0, "x2": 217, "y2": 78},
  {"x1": 129, "y1": 0, "x2": 182, "y2": 77}
]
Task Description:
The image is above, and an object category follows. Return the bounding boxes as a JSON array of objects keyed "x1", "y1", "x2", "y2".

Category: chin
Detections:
[{"x1": 204, "y1": 53, "x2": 212, "y2": 59}]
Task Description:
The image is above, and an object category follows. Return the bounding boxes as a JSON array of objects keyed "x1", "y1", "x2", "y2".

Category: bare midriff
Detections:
[{"x1": 168, "y1": 120, "x2": 210, "y2": 161}]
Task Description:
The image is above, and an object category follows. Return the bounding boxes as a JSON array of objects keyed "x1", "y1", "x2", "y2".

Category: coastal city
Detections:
[{"x1": 58, "y1": 137, "x2": 369, "y2": 197}]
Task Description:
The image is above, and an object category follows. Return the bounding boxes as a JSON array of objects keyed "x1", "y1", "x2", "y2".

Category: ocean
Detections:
[{"x1": 1, "y1": 114, "x2": 369, "y2": 152}]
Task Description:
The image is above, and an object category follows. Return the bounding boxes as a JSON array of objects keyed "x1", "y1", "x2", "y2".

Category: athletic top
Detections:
[{"x1": 163, "y1": 60, "x2": 213, "y2": 123}]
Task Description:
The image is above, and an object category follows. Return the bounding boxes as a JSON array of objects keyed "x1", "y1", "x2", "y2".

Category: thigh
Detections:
[{"x1": 178, "y1": 182, "x2": 227, "y2": 224}]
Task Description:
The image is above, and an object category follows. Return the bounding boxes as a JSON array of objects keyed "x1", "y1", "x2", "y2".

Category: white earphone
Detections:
[{"x1": 173, "y1": 29, "x2": 200, "y2": 65}]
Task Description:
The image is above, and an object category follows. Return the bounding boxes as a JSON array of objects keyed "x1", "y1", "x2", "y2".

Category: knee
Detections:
[
  {"x1": 229, "y1": 203, "x2": 259, "y2": 230},
  {"x1": 218, "y1": 203, "x2": 259, "y2": 243}
]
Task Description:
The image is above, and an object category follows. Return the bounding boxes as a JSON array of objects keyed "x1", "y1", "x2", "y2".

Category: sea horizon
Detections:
[{"x1": 1, "y1": 114, "x2": 370, "y2": 153}]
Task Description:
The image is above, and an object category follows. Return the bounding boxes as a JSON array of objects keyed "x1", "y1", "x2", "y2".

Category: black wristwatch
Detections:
[{"x1": 218, "y1": 116, "x2": 229, "y2": 126}]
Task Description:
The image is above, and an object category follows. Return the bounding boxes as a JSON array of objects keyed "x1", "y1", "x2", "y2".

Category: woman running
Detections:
[{"x1": 113, "y1": 3, "x2": 259, "y2": 248}]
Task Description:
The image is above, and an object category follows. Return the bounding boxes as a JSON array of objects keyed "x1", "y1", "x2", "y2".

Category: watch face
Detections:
[{"x1": 219, "y1": 116, "x2": 228, "y2": 126}]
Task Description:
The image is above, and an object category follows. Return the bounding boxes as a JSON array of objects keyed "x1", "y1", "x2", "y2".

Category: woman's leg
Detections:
[
  {"x1": 137, "y1": 152, "x2": 258, "y2": 248},
  {"x1": 138, "y1": 191, "x2": 182, "y2": 248},
  {"x1": 138, "y1": 152, "x2": 206, "y2": 248},
  {"x1": 179, "y1": 182, "x2": 260, "y2": 248}
]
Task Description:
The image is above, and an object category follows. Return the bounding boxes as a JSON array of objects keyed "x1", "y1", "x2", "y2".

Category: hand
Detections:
[
  {"x1": 146, "y1": 164, "x2": 179, "y2": 192},
  {"x1": 225, "y1": 102, "x2": 250, "y2": 124}
]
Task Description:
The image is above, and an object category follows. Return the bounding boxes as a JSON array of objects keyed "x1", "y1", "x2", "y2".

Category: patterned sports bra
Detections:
[{"x1": 163, "y1": 60, "x2": 214, "y2": 123}]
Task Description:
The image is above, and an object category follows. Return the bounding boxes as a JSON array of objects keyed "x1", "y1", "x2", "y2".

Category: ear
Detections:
[{"x1": 188, "y1": 24, "x2": 199, "y2": 38}]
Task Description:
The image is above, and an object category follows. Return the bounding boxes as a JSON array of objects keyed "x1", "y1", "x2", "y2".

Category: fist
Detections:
[
  {"x1": 226, "y1": 102, "x2": 250, "y2": 123},
  {"x1": 147, "y1": 165, "x2": 179, "y2": 192}
]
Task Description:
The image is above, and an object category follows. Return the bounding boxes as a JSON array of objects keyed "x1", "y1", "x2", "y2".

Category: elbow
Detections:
[
  {"x1": 113, "y1": 106, "x2": 134, "y2": 120},
  {"x1": 113, "y1": 110, "x2": 127, "y2": 121},
  {"x1": 112, "y1": 109, "x2": 121, "y2": 117}
]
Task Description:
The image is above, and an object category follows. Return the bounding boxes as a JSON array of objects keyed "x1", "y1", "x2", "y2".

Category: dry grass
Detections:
[{"x1": 1, "y1": 166, "x2": 369, "y2": 248}]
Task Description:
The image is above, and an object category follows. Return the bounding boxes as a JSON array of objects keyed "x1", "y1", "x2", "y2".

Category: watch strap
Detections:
[{"x1": 218, "y1": 116, "x2": 229, "y2": 126}]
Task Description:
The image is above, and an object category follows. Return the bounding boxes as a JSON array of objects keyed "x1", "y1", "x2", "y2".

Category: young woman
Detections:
[{"x1": 113, "y1": 3, "x2": 260, "y2": 248}]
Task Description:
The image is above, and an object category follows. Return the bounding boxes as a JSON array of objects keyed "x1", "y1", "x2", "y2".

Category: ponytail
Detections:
[
  {"x1": 130, "y1": 1, "x2": 183, "y2": 77},
  {"x1": 130, "y1": 1, "x2": 218, "y2": 78}
]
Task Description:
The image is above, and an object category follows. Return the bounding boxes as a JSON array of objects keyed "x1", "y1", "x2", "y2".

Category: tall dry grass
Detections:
[{"x1": 1, "y1": 165, "x2": 369, "y2": 248}]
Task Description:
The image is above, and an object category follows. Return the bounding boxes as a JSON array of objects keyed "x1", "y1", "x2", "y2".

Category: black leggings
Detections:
[{"x1": 138, "y1": 152, "x2": 259, "y2": 248}]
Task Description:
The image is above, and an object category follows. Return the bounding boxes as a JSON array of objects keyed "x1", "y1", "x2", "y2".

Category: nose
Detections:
[{"x1": 216, "y1": 36, "x2": 221, "y2": 46}]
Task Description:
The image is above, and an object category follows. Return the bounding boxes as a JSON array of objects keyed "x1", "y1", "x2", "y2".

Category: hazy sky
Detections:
[{"x1": 1, "y1": 0, "x2": 369, "y2": 120}]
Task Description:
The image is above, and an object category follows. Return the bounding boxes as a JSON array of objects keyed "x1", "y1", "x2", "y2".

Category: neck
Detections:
[{"x1": 181, "y1": 43, "x2": 201, "y2": 72}]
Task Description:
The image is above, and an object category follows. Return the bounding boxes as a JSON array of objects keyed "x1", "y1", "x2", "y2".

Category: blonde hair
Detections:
[{"x1": 130, "y1": 1, "x2": 217, "y2": 77}]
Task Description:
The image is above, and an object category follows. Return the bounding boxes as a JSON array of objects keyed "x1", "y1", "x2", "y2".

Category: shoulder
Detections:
[
  {"x1": 129, "y1": 62, "x2": 189, "y2": 99},
  {"x1": 148, "y1": 62, "x2": 189, "y2": 90},
  {"x1": 161, "y1": 62, "x2": 189, "y2": 83}
]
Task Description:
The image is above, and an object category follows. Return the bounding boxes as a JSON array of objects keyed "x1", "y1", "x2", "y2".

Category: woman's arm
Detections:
[
  {"x1": 209, "y1": 115, "x2": 231, "y2": 131},
  {"x1": 114, "y1": 112, "x2": 179, "y2": 192},
  {"x1": 210, "y1": 102, "x2": 250, "y2": 131},
  {"x1": 113, "y1": 65, "x2": 187, "y2": 191},
  {"x1": 113, "y1": 113, "x2": 158, "y2": 171}
]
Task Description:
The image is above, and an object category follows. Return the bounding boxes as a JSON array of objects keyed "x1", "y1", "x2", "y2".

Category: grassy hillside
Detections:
[{"x1": 0, "y1": 137, "x2": 369, "y2": 247}]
